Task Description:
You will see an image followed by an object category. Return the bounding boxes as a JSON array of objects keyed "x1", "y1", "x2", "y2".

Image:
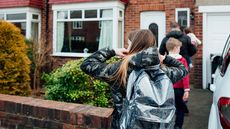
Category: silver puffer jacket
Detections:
[{"x1": 80, "y1": 47, "x2": 188, "y2": 129}]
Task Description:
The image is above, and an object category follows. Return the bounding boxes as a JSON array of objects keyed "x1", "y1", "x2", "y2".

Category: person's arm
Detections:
[
  {"x1": 80, "y1": 48, "x2": 120, "y2": 82},
  {"x1": 181, "y1": 58, "x2": 190, "y2": 91},
  {"x1": 161, "y1": 56, "x2": 188, "y2": 84},
  {"x1": 187, "y1": 36, "x2": 197, "y2": 56}
]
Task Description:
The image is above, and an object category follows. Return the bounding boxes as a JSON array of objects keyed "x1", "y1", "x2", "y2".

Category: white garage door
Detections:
[{"x1": 203, "y1": 13, "x2": 230, "y2": 88}]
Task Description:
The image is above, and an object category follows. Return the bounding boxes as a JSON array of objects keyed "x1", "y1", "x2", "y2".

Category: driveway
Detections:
[{"x1": 183, "y1": 86, "x2": 213, "y2": 129}]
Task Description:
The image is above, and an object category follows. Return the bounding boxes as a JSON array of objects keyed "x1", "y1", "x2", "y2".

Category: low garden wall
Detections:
[{"x1": 0, "y1": 94, "x2": 113, "y2": 129}]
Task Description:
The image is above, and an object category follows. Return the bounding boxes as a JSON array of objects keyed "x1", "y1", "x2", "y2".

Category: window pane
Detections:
[
  {"x1": 85, "y1": 10, "x2": 97, "y2": 18},
  {"x1": 0, "y1": 14, "x2": 4, "y2": 20},
  {"x1": 118, "y1": 21, "x2": 123, "y2": 48},
  {"x1": 73, "y1": 21, "x2": 83, "y2": 29},
  {"x1": 100, "y1": 9, "x2": 112, "y2": 18},
  {"x1": 31, "y1": 22, "x2": 39, "y2": 42},
  {"x1": 32, "y1": 14, "x2": 39, "y2": 20},
  {"x1": 70, "y1": 10, "x2": 82, "y2": 19},
  {"x1": 57, "y1": 11, "x2": 68, "y2": 19},
  {"x1": 13, "y1": 22, "x2": 26, "y2": 36},
  {"x1": 119, "y1": 10, "x2": 122, "y2": 18},
  {"x1": 178, "y1": 11, "x2": 188, "y2": 27},
  {"x1": 7, "y1": 13, "x2": 26, "y2": 20},
  {"x1": 56, "y1": 20, "x2": 112, "y2": 53}
]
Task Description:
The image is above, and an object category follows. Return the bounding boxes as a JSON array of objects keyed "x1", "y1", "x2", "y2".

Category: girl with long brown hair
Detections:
[{"x1": 81, "y1": 29, "x2": 188, "y2": 129}]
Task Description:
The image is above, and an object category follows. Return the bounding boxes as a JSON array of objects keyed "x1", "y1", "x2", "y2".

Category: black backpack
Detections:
[{"x1": 119, "y1": 65, "x2": 175, "y2": 129}]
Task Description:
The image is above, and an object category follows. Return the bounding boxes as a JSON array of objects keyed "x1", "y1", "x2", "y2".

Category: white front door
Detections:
[
  {"x1": 140, "y1": 11, "x2": 166, "y2": 47},
  {"x1": 202, "y1": 12, "x2": 230, "y2": 88}
]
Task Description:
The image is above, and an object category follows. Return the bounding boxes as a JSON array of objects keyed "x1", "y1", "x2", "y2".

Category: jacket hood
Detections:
[
  {"x1": 166, "y1": 31, "x2": 184, "y2": 38},
  {"x1": 129, "y1": 47, "x2": 160, "y2": 68}
]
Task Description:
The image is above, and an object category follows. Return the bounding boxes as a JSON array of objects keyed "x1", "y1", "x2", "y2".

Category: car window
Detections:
[{"x1": 220, "y1": 35, "x2": 230, "y2": 76}]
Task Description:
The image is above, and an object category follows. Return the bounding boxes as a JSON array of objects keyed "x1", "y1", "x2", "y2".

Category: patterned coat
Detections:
[{"x1": 80, "y1": 47, "x2": 188, "y2": 129}]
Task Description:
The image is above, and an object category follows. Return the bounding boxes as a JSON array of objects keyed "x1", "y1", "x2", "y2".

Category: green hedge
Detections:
[
  {"x1": 43, "y1": 57, "x2": 120, "y2": 107},
  {"x1": 0, "y1": 20, "x2": 31, "y2": 96}
]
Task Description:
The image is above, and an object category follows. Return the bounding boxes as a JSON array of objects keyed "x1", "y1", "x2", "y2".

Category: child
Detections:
[
  {"x1": 81, "y1": 30, "x2": 188, "y2": 129},
  {"x1": 166, "y1": 37, "x2": 190, "y2": 129},
  {"x1": 184, "y1": 27, "x2": 201, "y2": 68}
]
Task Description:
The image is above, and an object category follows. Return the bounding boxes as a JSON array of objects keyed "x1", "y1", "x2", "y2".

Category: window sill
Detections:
[{"x1": 52, "y1": 52, "x2": 91, "y2": 57}]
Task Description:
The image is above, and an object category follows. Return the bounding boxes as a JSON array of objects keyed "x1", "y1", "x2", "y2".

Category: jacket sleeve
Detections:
[
  {"x1": 181, "y1": 58, "x2": 190, "y2": 91},
  {"x1": 159, "y1": 38, "x2": 168, "y2": 55},
  {"x1": 187, "y1": 36, "x2": 197, "y2": 56},
  {"x1": 161, "y1": 56, "x2": 188, "y2": 84},
  {"x1": 80, "y1": 48, "x2": 119, "y2": 82}
]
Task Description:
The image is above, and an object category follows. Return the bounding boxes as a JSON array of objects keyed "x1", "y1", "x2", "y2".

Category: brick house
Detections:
[{"x1": 0, "y1": 0, "x2": 230, "y2": 89}]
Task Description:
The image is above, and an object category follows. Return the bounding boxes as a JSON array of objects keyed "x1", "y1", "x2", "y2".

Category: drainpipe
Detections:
[{"x1": 45, "y1": 0, "x2": 49, "y2": 41}]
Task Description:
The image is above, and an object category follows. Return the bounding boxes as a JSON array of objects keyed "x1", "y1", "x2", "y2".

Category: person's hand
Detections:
[
  {"x1": 159, "y1": 54, "x2": 166, "y2": 64},
  {"x1": 183, "y1": 91, "x2": 189, "y2": 101},
  {"x1": 114, "y1": 48, "x2": 129, "y2": 58}
]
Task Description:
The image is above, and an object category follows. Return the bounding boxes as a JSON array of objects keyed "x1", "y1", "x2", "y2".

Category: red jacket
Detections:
[{"x1": 172, "y1": 56, "x2": 190, "y2": 91}]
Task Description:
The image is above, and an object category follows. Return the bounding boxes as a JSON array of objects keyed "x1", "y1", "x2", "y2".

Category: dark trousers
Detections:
[{"x1": 174, "y1": 88, "x2": 186, "y2": 129}]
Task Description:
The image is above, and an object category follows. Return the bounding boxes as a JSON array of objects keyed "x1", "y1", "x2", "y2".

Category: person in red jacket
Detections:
[{"x1": 166, "y1": 37, "x2": 190, "y2": 129}]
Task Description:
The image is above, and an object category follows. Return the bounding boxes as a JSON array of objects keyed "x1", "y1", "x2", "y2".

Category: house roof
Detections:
[{"x1": 49, "y1": 0, "x2": 129, "y2": 4}]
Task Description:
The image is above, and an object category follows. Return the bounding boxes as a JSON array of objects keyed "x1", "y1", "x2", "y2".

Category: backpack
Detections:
[{"x1": 119, "y1": 65, "x2": 175, "y2": 129}]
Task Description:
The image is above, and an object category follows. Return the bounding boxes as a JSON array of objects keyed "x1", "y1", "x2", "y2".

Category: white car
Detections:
[{"x1": 208, "y1": 35, "x2": 230, "y2": 129}]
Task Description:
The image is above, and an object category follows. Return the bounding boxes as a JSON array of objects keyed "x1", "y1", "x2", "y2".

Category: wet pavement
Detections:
[{"x1": 183, "y1": 85, "x2": 213, "y2": 129}]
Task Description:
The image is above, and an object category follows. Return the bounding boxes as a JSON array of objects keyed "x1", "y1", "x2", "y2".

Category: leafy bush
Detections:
[
  {"x1": 0, "y1": 20, "x2": 31, "y2": 96},
  {"x1": 43, "y1": 57, "x2": 120, "y2": 107}
]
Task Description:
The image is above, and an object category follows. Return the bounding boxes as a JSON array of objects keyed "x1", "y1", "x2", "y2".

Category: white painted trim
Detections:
[
  {"x1": 0, "y1": 7, "x2": 41, "y2": 40},
  {"x1": 202, "y1": 12, "x2": 207, "y2": 89},
  {"x1": 56, "y1": 18, "x2": 113, "y2": 22},
  {"x1": 0, "y1": 7, "x2": 41, "y2": 14},
  {"x1": 52, "y1": 1, "x2": 125, "y2": 57},
  {"x1": 52, "y1": 1, "x2": 125, "y2": 11},
  {"x1": 113, "y1": 7, "x2": 118, "y2": 49},
  {"x1": 53, "y1": 11, "x2": 57, "y2": 54},
  {"x1": 26, "y1": 12, "x2": 31, "y2": 39},
  {"x1": 175, "y1": 8, "x2": 190, "y2": 27},
  {"x1": 199, "y1": 5, "x2": 230, "y2": 13},
  {"x1": 52, "y1": 53, "x2": 91, "y2": 57}
]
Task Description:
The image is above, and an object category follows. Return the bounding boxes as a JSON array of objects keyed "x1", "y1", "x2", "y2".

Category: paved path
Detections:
[{"x1": 183, "y1": 87, "x2": 213, "y2": 129}]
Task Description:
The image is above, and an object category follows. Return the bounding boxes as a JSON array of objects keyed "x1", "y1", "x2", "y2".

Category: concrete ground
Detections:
[{"x1": 183, "y1": 86, "x2": 213, "y2": 129}]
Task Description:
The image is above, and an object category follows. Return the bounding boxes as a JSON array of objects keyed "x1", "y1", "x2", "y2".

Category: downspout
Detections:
[{"x1": 45, "y1": 0, "x2": 49, "y2": 40}]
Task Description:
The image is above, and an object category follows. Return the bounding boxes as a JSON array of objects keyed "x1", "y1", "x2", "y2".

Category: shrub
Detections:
[
  {"x1": 0, "y1": 20, "x2": 31, "y2": 96},
  {"x1": 42, "y1": 57, "x2": 120, "y2": 107}
]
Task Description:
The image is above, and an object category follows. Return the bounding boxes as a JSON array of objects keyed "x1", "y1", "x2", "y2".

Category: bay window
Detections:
[
  {"x1": 0, "y1": 8, "x2": 41, "y2": 42},
  {"x1": 52, "y1": 1, "x2": 125, "y2": 57}
]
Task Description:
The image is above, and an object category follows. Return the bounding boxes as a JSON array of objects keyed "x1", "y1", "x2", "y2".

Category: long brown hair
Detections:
[{"x1": 112, "y1": 29, "x2": 156, "y2": 86}]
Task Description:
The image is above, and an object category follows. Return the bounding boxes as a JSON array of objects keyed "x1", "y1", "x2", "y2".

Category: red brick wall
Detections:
[
  {"x1": 49, "y1": 0, "x2": 128, "y2": 4},
  {"x1": 124, "y1": 0, "x2": 203, "y2": 87},
  {"x1": 0, "y1": 0, "x2": 43, "y2": 9},
  {"x1": 43, "y1": 0, "x2": 203, "y2": 87},
  {"x1": 192, "y1": 7, "x2": 203, "y2": 87},
  {"x1": 0, "y1": 94, "x2": 113, "y2": 129}
]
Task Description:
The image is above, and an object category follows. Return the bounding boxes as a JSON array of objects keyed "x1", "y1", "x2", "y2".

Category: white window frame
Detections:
[
  {"x1": 0, "y1": 7, "x2": 41, "y2": 40},
  {"x1": 52, "y1": 1, "x2": 125, "y2": 57},
  {"x1": 175, "y1": 8, "x2": 190, "y2": 27}
]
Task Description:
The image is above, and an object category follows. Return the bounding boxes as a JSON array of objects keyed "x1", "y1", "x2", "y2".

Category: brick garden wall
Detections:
[{"x1": 0, "y1": 94, "x2": 113, "y2": 129}]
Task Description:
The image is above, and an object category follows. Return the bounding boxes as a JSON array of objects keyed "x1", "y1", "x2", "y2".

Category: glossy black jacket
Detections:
[
  {"x1": 80, "y1": 47, "x2": 188, "y2": 129},
  {"x1": 159, "y1": 30, "x2": 197, "y2": 64}
]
